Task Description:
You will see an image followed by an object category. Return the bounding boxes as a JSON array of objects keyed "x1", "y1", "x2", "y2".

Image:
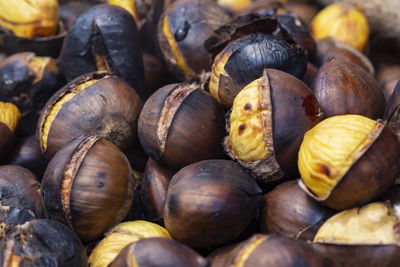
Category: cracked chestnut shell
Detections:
[
  {"x1": 298, "y1": 115, "x2": 400, "y2": 210},
  {"x1": 164, "y1": 159, "x2": 262, "y2": 249},
  {"x1": 311, "y1": 57, "x2": 385, "y2": 119},
  {"x1": 138, "y1": 82, "x2": 225, "y2": 171},
  {"x1": 57, "y1": 4, "x2": 146, "y2": 99},
  {"x1": 109, "y1": 237, "x2": 209, "y2": 267},
  {"x1": 158, "y1": 0, "x2": 232, "y2": 81},
  {"x1": 41, "y1": 135, "x2": 135, "y2": 242},
  {"x1": 0, "y1": 219, "x2": 87, "y2": 267},
  {"x1": 225, "y1": 69, "x2": 322, "y2": 185},
  {"x1": 260, "y1": 180, "x2": 334, "y2": 241},
  {"x1": 37, "y1": 71, "x2": 143, "y2": 160}
]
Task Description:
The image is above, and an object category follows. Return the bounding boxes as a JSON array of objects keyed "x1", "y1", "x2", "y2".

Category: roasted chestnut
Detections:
[
  {"x1": 298, "y1": 114, "x2": 400, "y2": 210},
  {"x1": 88, "y1": 220, "x2": 171, "y2": 267},
  {"x1": 224, "y1": 69, "x2": 322, "y2": 185},
  {"x1": 138, "y1": 82, "x2": 225, "y2": 171},
  {"x1": 37, "y1": 71, "x2": 143, "y2": 159},
  {"x1": 59, "y1": 1, "x2": 94, "y2": 30},
  {"x1": 57, "y1": 4, "x2": 147, "y2": 99},
  {"x1": 208, "y1": 234, "x2": 331, "y2": 267},
  {"x1": 0, "y1": 101, "x2": 20, "y2": 161},
  {"x1": 158, "y1": 0, "x2": 232, "y2": 81},
  {"x1": 259, "y1": 180, "x2": 334, "y2": 240},
  {"x1": 164, "y1": 159, "x2": 262, "y2": 249},
  {"x1": 206, "y1": 14, "x2": 308, "y2": 107},
  {"x1": 143, "y1": 51, "x2": 168, "y2": 94},
  {"x1": 0, "y1": 219, "x2": 87, "y2": 266},
  {"x1": 41, "y1": 135, "x2": 135, "y2": 242},
  {"x1": 311, "y1": 57, "x2": 385, "y2": 119}
]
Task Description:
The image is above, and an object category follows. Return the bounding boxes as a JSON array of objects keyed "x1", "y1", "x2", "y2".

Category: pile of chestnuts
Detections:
[{"x1": 1, "y1": 0, "x2": 400, "y2": 266}]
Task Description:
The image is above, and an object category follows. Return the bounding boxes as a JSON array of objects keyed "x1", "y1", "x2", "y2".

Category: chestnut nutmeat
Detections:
[
  {"x1": 138, "y1": 82, "x2": 225, "y2": 171},
  {"x1": 164, "y1": 159, "x2": 262, "y2": 249},
  {"x1": 225, "y1": 69, "x2": 322, "y2": 185},
  {"x1": 41, "y1": 135, "x2": 135, "y2": 242},
  {"x1": 0, "y1": 101, "x2": 20, "y2": 161}
]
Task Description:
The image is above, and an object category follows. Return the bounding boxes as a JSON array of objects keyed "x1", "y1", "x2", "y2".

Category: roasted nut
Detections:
[
  {"x1": 225, "y1": 69, "x2": 322, "y2": 185},
  {"x1": 57, "y1": 4, "x2": 147, "y2": 99},
  {"x1": 37, "y1": 72, "x2": 143, "y2": 159},
  {"x1": 0, "y1": 219, "x2": 87, "y2": 266},
  {"x1": 208, "y1": 234, "x2": 331, "y2": 267},
  {"x1": 88, "y1": 220, "x2": 171, "y2": 267},
  {"x1": 109, "y1": 237, "x2": 209, "y2": 267},
  {"x1": 311, "y1": 3, "x2": 369, "y2": 52},
  {"x1": 314, "y1": 202, "x2": 400, "y2": 245},
  {"x1": 158, "y1": 0, "x2": 232, "y2": 81},
  {"x1": 59, "y1": 1, "x2": 93, "y2": 30},
  {"x1": 164, "y1": 159, "x2": 262, "y2": 249},
  {"x1": 143, "y1": 52, "x2": 167, "y2": 94},
  {"x1": 298, "y1": 115, "x2": 400, "y2": 210},
  {"x1": 217, "y1": 0, "x2": 253, "y2": 12},
  {"x1": 138, "y1": 82, "x2": 225, "y2": 171},
  {"x1": 41, "y1": 136, "x2": 135, "y2": 242},
  {"x1": 311, "y1": 57, "x2": 385, "y2": 119},
  {"x1": 0, "y1": 102, "x2": 20, "y2": 161},
  {"x1": 302, "y1": 62, "x2": 318, "y2": 87},
  {"x1": 260, "y1": 180, "x2": 334, "y2": 241}
]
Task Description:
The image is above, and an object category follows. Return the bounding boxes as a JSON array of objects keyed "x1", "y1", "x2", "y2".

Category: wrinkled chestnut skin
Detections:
[
  {"x1": 164, "y1": 160, "x2": 262, "y2": 249},
  {"x1": 2, "y1": 135, "x2": 48, "y2": 179},
  {"x1": 41, "y1": 136, "x2": 134, "y2": 242},
  {"x1": 158, "y1": 0, "x2": 232, "y2": 81},
  {"x1": 0, "y1": 123, "x2": 14, "y2": 162},
  {"x1": 260, "y1": 180, "x2": 334, "y2": 240},
  {"x1": 57, "y1": 4, "x2": 147, "y2": 99},
  {"x1": 109, "y1": 237, "x2": 209, "y2": 267},
  {"x1": 209, "y1": 234, "x2": 331, "y2": 267},
  {"x1": 37, "y1": 72, "x2": 143, "y2": 159},
  {"x1": 0, "y1": 219, "x2": 87, "y2": 267},
  {"x1": 311, "y1": 58, "x2": 385, "y2": 119},
  {"x1": 138, "y1": 83, "x2": 225, "y2": 171}
]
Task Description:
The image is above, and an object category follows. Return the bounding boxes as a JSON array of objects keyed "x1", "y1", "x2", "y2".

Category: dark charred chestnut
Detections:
[
  {"x1": 208, "y1": 234, "x2": 331, "y2": 267},
  {"x1": 224, "y1": 69, "x2": 322, "y2": 185},
  {"x1": 138, "y1": 82, "x2": 225, "y2": 171},
  {"x1": 206, "y1": 14, "x2": 308, "y2": 107},
  {"x1": 0, "y1": 219, "x2": 87, "y2": 266},
  {"x1": 109, "y1": 237, "x2": 209, "y2": 267},
  {"x1": 158, "y1": 0, "x2": 232, "y2": 81},
  {"x1": 37, "y1": 71, "x2": 143, "y2": 160},
  {"x1": 164, "y1": 159, "x2": 262, "y2": 249},
  {"x1": 41, "y1": 135, "x2": 135, "y2": 242},
  {"x1": 2, "y1": 135, "x2": 48, "y2": 179},
  {"x1": 259, "y1": 180, "x2": 334, "y2": 240},
  {"x1": 57, "y1": 4, "x2": 147, "y2": 99},
  {"x1": 0, "y1": 102, "x2": 21, "y2": 161},
  {"x1": 311, "y1": 57, "x2": 385, "y2": 119},
  {"x1": 0, "y1": 165, "x2": 43, "y2": 238}
]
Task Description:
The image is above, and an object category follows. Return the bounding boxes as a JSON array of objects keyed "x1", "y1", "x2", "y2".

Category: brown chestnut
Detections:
[
  {"x1": 138, "y1": 82, "x2": 225, "y2": 171},
  {"x1": 158, "y1": 0, "x2": 232, "y2": 81},
  {"x1": 0, "y1": 102, "x2": 20, "y2": 161},
  {"x1": 164, "y1": 159, "x2": 262, "y2": 249},
  {"x1": 260, "y1": 180, "x2": 334, "y2": 240},
  {"x1": 311, "y1": 57, "x2": 385, "y2": 119},
  {"x1": 109, "y1": 237, "x2": 209, "y2": 267},
  {"x1": 377, "y1": 65, "x2": 400, "y2": 99},
  {"x1": 37, "y1": 71, "x2": 143, "y2": 160},
  {"x1": 41, "y1": 135, "x2": 135, "y2": 242}
]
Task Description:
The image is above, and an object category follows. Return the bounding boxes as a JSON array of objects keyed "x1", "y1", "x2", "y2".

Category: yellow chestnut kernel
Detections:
[
  {"x1": 314, "y1": 202, "x2": 399, "y2": 245},
  {"x1": 88, "y1": 220, "x2": 171, "y2": 267},
  {"x1": 311, "y1": 3, "x2": 369, "y2": 51},
  {"x1": 28, "y1": 56, "x2": 50, "y2": 84},
  {"x1": 0, "y1": 0, "x2": 59, "y2": 38},
  {"x1": 217, "y1": 0, "x2": 252, "y2": 11},
  {"x1": 109, "y1": 0, "x2": 139, "y2": 22},
  {"x1": 209, "y1": 49, "x2": 232, "y2": 103},
  {"x1": 41, "y1": 79, "x2": 98, "y2": 150},
  {"x1": 230, "y1": 78, "x2": 272, "y2": 162},
  {"x1": 162, "y1": 15, "x2": 196, "y2": 78},
  {"x1": 0, "y1": 102, "x2": 21, "y2": 132},
  {"x1": 298, "y1": 115, "x2": 378, "y2": 199}
]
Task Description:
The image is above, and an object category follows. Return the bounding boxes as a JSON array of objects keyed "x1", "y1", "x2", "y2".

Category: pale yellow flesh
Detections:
[
  {"x1": 40, "y1": 79, "x2": 98, "y2": 150},
  {"x1": 311, "y1": 3, "x2": 369, "y2": 51},
  {"x1": 314, "y1": 202, "x2": 399, "y2": 245},
  {"x1": 298, "y1": 115, "x2": 377, "y2": 199},
  {"x1": 109, "y1": 0, "x2": 139, "y2": 21},
  {"x1": 209, "y1": 49, "x2": 231, "y2": 103},
  {"x1": 0, "y1": 102, "x2": 21, "y2": 132},
  {"x1": 28, "y1": 56, "x2": 49, "y2": 84},
  {"x1": 230, "y1": 78, "x2": 272, "y2": 162},
  {"x1": 217, "y1": 0, "x2": 252, "y2": 11},
  {"x1": 88, "y1": 221, "x2": 171, "y2": 267},
  {"x1": 0, "y1": 0, "x2": 59, "y2": 38}
]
